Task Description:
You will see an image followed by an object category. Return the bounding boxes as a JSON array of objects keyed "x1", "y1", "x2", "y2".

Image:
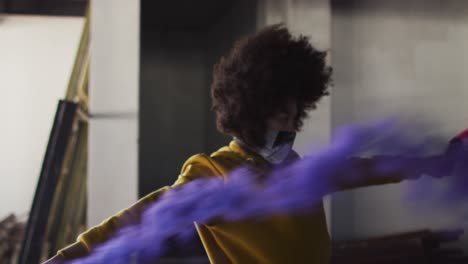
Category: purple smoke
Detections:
[
  {"x1": 69, "y1": 120, "x2": 468, "y2": 264},
  {"x1": 407, "y1": 136, "x2": 468, "y2": 210}
]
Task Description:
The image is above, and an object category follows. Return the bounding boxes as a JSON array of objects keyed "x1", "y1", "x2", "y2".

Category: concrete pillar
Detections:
[{"x1": 88, "y1": 0, "x2": 140, "y2": 226}]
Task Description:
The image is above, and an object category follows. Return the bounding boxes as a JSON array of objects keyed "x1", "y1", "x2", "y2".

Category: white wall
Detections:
[
  {"x1": 88, "y1": 0, "x2": 140, "y2": 226},
  {"x1": 257, "y1": 0, "x2": 333, "y2": 232},
  {"x1": 331, "y1": 0, "x2": 468, "y2": 249},
  {"x1": 0, "y1": 15, "x2": 84, "y2": 219}
]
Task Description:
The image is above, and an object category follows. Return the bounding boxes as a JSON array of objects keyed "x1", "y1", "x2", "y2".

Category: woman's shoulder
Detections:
[{"x1": 181, "y1": 144, "x2": 248, "y2": 179}]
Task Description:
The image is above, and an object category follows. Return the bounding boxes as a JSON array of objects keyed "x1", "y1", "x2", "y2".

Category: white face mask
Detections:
[{"x1": 257, "y1": 130, "x2": 296, "y2": 164}]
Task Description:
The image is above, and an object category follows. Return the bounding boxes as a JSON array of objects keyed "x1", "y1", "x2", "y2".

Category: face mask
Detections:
[{"x1": 257, "y1": 130, "x2": 296, "y2": 164}]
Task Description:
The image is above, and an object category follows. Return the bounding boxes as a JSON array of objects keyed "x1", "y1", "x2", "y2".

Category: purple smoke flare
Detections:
[{"x1": 68, "y1": 119, "x2": 468, "y2": 264}]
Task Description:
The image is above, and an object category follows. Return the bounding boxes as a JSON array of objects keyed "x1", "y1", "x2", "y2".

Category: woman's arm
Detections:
[
  {"x1": 43, "y1": 154, "x2": 218, "y2": 263},
  {"x1": 334, "y1": 155, "x2": 451, "y2": 191},
  {"x1": 55, "y1": 186, "x2": 171, "y2": 260}
]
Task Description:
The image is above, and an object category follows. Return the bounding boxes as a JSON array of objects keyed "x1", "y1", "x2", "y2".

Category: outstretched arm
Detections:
[
  {"x1": 336, "y1": 129, "x2": 468, "y2": 191},
  {"x1": 334, "y1": 155, "x2": 452, "y2": 191},
  {"x1": 43, "y1": 154, "x2": 217, "y2": 263}
]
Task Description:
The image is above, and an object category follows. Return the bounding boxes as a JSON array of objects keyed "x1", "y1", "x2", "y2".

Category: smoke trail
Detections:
[
  {"x1": 68, "y1": 120, "x2": 467, "y2": 264},
  {"x1": 406, "y1": 133, "x2": 468, "y2": 212}
]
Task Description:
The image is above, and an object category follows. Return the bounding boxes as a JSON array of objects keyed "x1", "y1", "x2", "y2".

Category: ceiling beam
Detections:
[{"x1": 4, "y1": 0, "x2": 87, "y2": 16}]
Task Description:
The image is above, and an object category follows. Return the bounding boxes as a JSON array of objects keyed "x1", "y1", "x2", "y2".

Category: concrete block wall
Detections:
[{"x1": 331, "y1": 0, "x2": 468, "y2": 250}]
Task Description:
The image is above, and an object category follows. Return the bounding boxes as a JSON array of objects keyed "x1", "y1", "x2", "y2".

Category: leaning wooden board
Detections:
[{"x1": 18, "y1": 100, "x2": 78, "y2": 264}]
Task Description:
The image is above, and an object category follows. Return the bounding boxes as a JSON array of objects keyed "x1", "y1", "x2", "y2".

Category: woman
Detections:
[{"x1": 46, "y1": 24, "x2": 453, "y2": 264}]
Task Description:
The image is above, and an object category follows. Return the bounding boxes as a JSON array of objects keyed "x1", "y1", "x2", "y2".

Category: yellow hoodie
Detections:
[{"x1": 57, "y1": 140, "x2": 405, "y2": 263}]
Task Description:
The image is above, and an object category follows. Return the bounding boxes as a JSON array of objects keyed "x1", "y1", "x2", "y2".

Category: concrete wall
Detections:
[
  {"x1": 204, "y1": 0, "x2": 258, "y2": 153},
  {"x1": 331, "y1": 0, "x2": 468, "y2": 249},
  {"x1": 139, "y1": 30, "x2": 208, "y2": 195},
  {"x1": 88, "y1": 0, "x2": 140, "y2": 226},
  {"x1": 257, "y1": 0, "x2": 333, "y2": 233},
  {"x1": 0, "y1": 15, "x2": 83, "y2": 219}
]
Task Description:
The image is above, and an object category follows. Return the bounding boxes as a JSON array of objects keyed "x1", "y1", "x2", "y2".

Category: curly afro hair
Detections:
[{"x1": 211, "y1": 24, "x2": 332, "y2": 148}]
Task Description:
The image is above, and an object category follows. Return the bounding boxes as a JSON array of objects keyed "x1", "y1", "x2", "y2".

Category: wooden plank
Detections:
[
  {"x1": 19, "y1": 4, "x2": 90, "y2": 262},
  {"x1": 52, "y1": 122, "x2": 88, "y2": 253},
  {"x1": 65, "y1": 6, "x2": 90, "y2": 101},
  {"x1": 44, "y1": 117, "x2": 81, "y2": 259},
  {"x1": 18, "y1": 100, "x2": 78, "y2": 264}
]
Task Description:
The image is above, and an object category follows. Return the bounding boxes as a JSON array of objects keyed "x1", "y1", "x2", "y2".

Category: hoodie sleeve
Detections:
[
  {"x1": 333, "y1": 156, "x2": 431, "y2": 191},
  {"x1": 55, "y1": 154, "x2": 219, "y2": 261}
]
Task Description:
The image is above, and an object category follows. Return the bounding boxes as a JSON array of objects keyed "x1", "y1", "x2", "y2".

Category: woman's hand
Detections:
[{"x1": 424, "y1": 129, "x2": 468, "y2": 179}]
